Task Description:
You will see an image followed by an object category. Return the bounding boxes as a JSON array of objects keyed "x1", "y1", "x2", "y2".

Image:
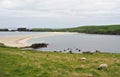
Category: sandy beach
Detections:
[{"x1": 0, "y1": 32, "x2": 74, "y2": 47}]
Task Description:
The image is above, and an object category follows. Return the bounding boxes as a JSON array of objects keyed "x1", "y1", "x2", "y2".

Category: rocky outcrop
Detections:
[
  {"x1": 0, "y1": 43, "x2": 5, "y2": 46},
  {"x1": 82, "y1": 51, "x2": 93, "y2": 54},
  {"x1": 30, "y1": 43, "x2": 48, "y2": 49}
]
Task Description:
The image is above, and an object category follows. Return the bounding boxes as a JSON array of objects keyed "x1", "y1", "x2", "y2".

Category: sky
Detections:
[{"x1": 0, "y1": 0, "x2": 120, "y2": 28}]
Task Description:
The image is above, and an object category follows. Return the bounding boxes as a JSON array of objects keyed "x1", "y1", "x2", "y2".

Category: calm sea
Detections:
[
  {"x1": 0, "y1": 32, "x2": 120, "y2": 53},
  {"x1": 27, "y1": 33, "x2": 120, "y2": 53},
  {"x1": 0, "y1": 32, "x2": 49, "y2": 36}
]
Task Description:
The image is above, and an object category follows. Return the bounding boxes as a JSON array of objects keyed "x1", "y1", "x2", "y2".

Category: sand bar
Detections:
[{"x1": 0, "y1": 32, "x2": 75, "y2": 47}]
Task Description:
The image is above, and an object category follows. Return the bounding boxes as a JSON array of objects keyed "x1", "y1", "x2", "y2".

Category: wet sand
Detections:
[{"x1": 0, "y1": 32, "x2": 74, "y2": 47}]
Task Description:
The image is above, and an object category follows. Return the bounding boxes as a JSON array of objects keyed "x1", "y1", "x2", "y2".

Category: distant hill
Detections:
[
  {"x1": 1, "y1": 25, "x2": 119, "y2": 35},
  {"x1": 32, "y1": 25, "x2": 120, "y2": 35}
]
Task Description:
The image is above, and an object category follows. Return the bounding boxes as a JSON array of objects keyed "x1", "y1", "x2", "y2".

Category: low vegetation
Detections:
[
  {"x1": 0, "y1": 25, "x2": 120, "y2": 35},
  {"x1": 32, "y1": 28, "x2": 54, "y2": 32},
  {"x1": 62, "y1": 25, "x2": 120, "y2": 35},
  {"x1": 32, "y1": 25, "x2": 120, "y2": 35},
  {"x1": 0, "y1": 46, "x2": 120, "y2": 77},
  {"x1": 0, "y1": 29, "x2": 9, "y2": 31}
]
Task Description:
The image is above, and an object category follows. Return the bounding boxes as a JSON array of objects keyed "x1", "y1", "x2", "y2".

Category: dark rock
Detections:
[
  {"x1": 82, "y1": 51, "x2": 93, "y2": 54},
  {"x1": 64, "y1": 50, "x2": 66, "y2": 51},
  {"x1": 95, "y1": 50, "x2": 101, "y2": 53},
  {"x1": 30, "y1": 43, "x2": 48, "y2": 49},
  {"x1": 54, "y1": 51, "x2": 57, "y2": 52},
  {"x1": 0, "y1": 43, "x2": 5, "y2": 46},
  {"x1": 78, "y1": 49, "x2": 81, "y2": 52},
  {"x1": 69, "y1": 50, "x2": 73, "y2": 54}
]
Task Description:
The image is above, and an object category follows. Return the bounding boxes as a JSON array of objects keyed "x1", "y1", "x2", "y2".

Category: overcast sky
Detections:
[{"x1": 0, "y1": 0, "x2": 120, "y2": 28}]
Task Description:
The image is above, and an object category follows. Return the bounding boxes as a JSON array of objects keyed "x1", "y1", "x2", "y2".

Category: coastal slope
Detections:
[
  {"x1": 0, "y1": 47, "x2": 120, "y2": 77},
  {"x1": 32, "y1": 25, "x2": 120, "y2": 35}
]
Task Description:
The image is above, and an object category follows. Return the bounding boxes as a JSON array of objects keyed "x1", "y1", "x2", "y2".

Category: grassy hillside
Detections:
[
  {"x1": 62, "y1": 25, "x2": 120, "y2": 35},
  {"x1": 32, "y1": 28, "x2": 54, "y2": 32},
  {"x1": 0, "y1": 46, "x2": 120, "y2": 77},
  {"x1": 32, "y1": 25, "x2": 120, "y2": 35}
]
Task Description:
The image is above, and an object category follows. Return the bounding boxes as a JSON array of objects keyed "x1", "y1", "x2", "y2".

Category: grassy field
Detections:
[
  {"x1": 62, "y1": 25, "x2": 120, "y2": 35},
  {"x1": 32, "y1": 25, "x2": 120, "y2": 35},
  {"x1": 0, "y1": 47, "x2": 120, "y2": 77}
]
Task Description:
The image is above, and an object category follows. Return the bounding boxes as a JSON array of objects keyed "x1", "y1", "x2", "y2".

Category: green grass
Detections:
[
  {"x1": 68, "y1": 25, "x2": 120, "y2": 35},
  {"x1": 32, "y1": 25, "x2": 120, "y2": 35},
  {"x1": 0, "y1": 47, "x2": 120, "y2": 77}
]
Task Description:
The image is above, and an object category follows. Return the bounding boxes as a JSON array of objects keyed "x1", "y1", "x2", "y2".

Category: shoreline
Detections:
[{"x1": 0, "y1": 32, "x2": 76, "y2": 47}]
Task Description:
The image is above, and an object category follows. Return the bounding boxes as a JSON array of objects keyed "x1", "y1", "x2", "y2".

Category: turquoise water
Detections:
[{"x1": 27, "y1": 33, "x2": 120, "y2": 53}]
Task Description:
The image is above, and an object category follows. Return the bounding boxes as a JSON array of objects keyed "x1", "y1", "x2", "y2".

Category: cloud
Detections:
[
  {"x1": 0, "y1": 0, "x2": 120, "y2": 17},
  {"x1": 0, "y1": 0, "x2": 120, "y2": 27}
]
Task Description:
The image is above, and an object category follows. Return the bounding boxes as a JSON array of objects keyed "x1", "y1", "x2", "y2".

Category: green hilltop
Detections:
[
  {"x1": 32, "y1": 25, "x2": 120, "y2": 35},
  {"x1": 0, "y1": 24, "x2": 120, "y2": 35}
]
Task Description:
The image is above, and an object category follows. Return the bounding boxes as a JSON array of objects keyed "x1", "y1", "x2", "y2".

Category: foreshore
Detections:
[{"x1": 0, "y1": 32, "x2": 75, "y2": 47}]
